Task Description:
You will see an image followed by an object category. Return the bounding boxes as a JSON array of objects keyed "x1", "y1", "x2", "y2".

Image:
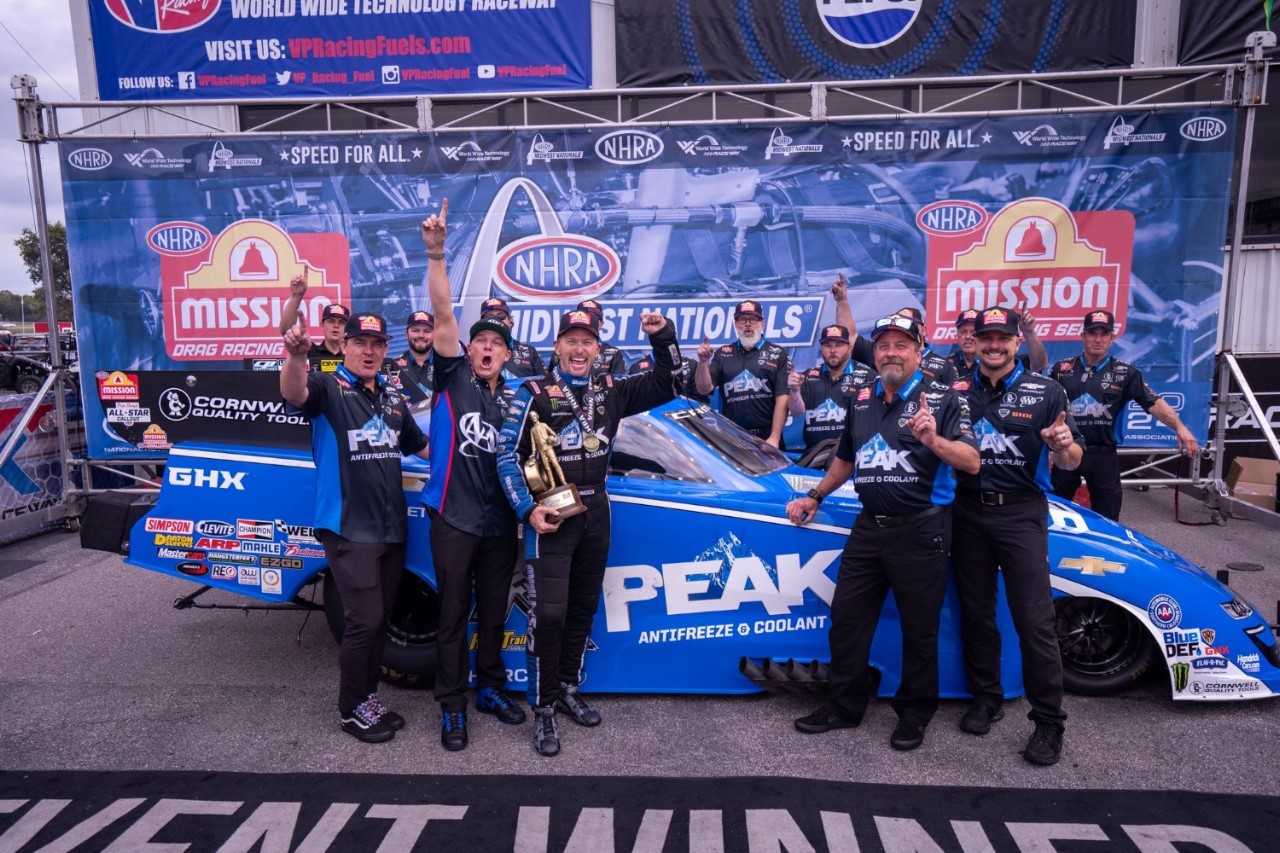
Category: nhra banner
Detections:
[
  {"x1": 87, "y1": 0, "x2": 590, "y2": 101},
  {"x1": 615, "y1": 0, "x2": 1136, "y2": 87},
  {"x1": 61, "y1": 109, "x2": 1233, "y2": 458}
]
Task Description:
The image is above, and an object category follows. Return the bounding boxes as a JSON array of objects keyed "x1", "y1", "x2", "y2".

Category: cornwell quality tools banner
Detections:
[
  {"x1": 615, "y1": 0, "x2": 1137, "y2": 87},
  {"x1": 87, "y1": 0, "x2": 591, "y2": 100},
  {"x1": 61, "y1": 109, "x2": 1233, "y2": 458}
]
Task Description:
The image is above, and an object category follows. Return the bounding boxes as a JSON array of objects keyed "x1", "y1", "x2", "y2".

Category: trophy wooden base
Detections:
[{"x1": 536, "y1": 483, "x2": 588, "y2": 519}]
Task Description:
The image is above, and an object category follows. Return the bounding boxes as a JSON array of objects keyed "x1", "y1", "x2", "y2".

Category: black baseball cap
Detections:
[
  {"x1": 1083, "y1": 310, "x2": 1115, "y2": 332},
  {"x1": 869, "y1": 315, "x2": 924, "y2": 345},
  {"x1": 894, "y1": 306, "x2": 925, "y2": 328},
  {"x1": 344, "y1": 313, "x2": 391, "y2": 341},
  {"x1": 558, "y1": 310, "x2": 601, "y2": 339},
  {"x1": 954, "y1": 308, "x2": 980, "y2": 327},
  {"x1": 820, "y1": 324, "x2": 851, "y2": 344},
  {"x1": 973, "y1": 307, "x2": 1020, "y2": 336},
  {"x1": 469, "y1": 317, "x2": 512, "y2": 348},
  {"x1": 576, "y1": 299, "x2": 605, "y2": 318},
  {"x1": 480, "y1": 297, "x2": 511, "y2": 317},
  {"x1": 406, "y1": 310, "x2": 434, "y2": 328},
  {"x1": 734, "y1": 300, "x2": 764, "y2": 319},
  {"x1": 322, "y1": 303, "x2": 351, "y2": 322}
]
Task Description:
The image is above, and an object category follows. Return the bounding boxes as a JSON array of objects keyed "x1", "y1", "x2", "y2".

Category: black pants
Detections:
[
  {"x1": 430, "y1": 511, "x2": 518, "y2": 712},
  {"x1": 826, "y1": 509, "x2": 951, "y2": 727},
  {"x1": 951, "y1": 492, "x2": 1067, "y2": 728},
  {"x1": 523, "y1": 490, "x2": 610, "y2": 708},
  {"x1": 1051, "y1": 446, "x2": 1122, "y2": 520},
  {"x1": 318, "y1": 530, "x2": 404, "y2": 715}
]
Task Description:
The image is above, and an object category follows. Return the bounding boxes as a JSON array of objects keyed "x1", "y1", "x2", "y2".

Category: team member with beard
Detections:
[
  {"x1": 478, "y1": 297, "x2": 546, "y2": 379},
  {"x1": 695, "y1": 300, "x2": 791, "y2": 447},
  {"x1": 787, "y1": 315, "x2": 978, "y2": 751},
  {"x1": 497, "y1": 307, "x2": 680, "y2": 757},
  {"x1": 419, "y1": 201, "x2": 526, "y2": 751},
  {"x1": 393, "y1": 310, "x2": 435, "y2": 407},
  {"x1": 281, "y1": 302, "x2": 429, "y2": 744},
  {"x1": 948, "y1": 306, "x2": 1048, "y2": 375},
  {"x1": 786, "y1": 323, "x2": 877, "y2": 454},
  {"x1": 950, "y1": 307, "x2": 1083, "y2": 767}
]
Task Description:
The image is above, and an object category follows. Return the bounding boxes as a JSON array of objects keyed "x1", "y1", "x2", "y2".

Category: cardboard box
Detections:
[{"x1": 1226, "y1": 456, "x2": 1280, "y2": 515}]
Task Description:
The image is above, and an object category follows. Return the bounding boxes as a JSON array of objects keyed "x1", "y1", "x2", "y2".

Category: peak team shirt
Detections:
[
  {"x1": 299, "y1": 365, "x2": 427, "y2": 544},
  {"x1": 798, "y1": 359, "x2": 878, "y2": 449},
  {"x1": 504, "y1": 338, "x2": 546, "y2": 379},
  {"x1": 629, "y1": 353, "x2": 709, "y2": 404},
  {"x1": 706, "y1": 340, "x2": 790, "y2": 433},
  {"x1": 835, "y1": 370, "x2": 976, "y2": 517},
  {"x1": 1049, "y1": 355, "x2": 1162, "y2": 448},
  {"x1": 422, "y1": 350, "x2": 517, "y2": 538},
  {"x1": 391, "y1": 350, "x2": 434, "y2": 407},
  {"x1": 953, "y1": 363, "x2": 1083, "y2": 494}
]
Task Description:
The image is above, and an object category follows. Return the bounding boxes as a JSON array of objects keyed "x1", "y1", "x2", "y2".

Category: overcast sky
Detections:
[{"x1": 0, "y1": 0, "x2": 76, "y2": 299}]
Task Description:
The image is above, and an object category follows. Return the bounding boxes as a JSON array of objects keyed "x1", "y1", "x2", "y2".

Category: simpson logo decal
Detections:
[{"x1": 144, "y1": 517, "x2": 193, "y2": 535}]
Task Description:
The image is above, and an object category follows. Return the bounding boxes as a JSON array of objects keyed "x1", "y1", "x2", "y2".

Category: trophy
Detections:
[{"x1": 522, "y1": 411, "x2": 588, "y2": 519}]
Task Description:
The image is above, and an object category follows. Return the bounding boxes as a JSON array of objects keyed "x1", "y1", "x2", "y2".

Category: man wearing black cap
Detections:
[
  {"x1": 950, "y1": 306, "x2": 1083, "y2": 767},
  {"x1": 890, "y1": 307, "x2": 959, "y2": 386},
  {"x1": 694, "y1": 300, "x2": 792, "y2": 447},
  {"x1": 1048, "y1": 310, "x2": 1199, "y2": 521},
  {"x1": 392, "y1": 310, "x2": 435, "y2": 407},
  {"x1": 479, "y1": 296, "x2": 545, "y2": 379},
  {"x1": 787, "y1": 314, "x2": 979, "y2": 752},
  {"x1": 497, "y1": 306, "x2": 680, "y2": 757},
  {"x1": 948, "y1": 306, "x2": 1048, "y2": 375},
  {"x1": 786, "y1": 323, "x2": 877, "y2": 455},
  {"x1": 280, "y1": 306, "x2": 429, "y2": 745},
  {"x1": 420, "y1": 202, "x2": 526, "y2": 751},
  {"x1": 549, "y1": 299, "x2": 628, "y2": 377},
  {"x1": 310, "y1": 303, "x2": 352, "y2": 362}
]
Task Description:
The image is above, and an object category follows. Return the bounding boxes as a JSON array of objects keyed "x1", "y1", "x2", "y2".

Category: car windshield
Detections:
[
  {"x1": 609, "y1": 416, "x2": 712, "y2": 483},
  {"x1": 663, "y1": 404, "x2": 791, "y2": 477}
]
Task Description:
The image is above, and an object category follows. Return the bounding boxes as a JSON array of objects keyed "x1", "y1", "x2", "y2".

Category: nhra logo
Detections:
[
  {"x1": 594, "y1": 130, "x2": 663, "y2": 165},
  {"x1": 817, "y1": 0, "x2": 923, "y2": 49},
  {"x1": 525, "y1": 133, "x2": 584, "y2": 164},
  {"x1": 1102, "y1": 115, "x2": 1166, "y2": 149},
  {"x1": 104, "y1": 0, "x2": 222, "y2": 34},
  {"x1": 208, "y1": 141, "x2": 263, "y2": 171},
  {"x1": 1180, "y1": 116, "x2": 1227, "y2": 142},
  {"x1": 147, "y1": 222, "x2": 211, "y2": 257},
  {"x1": 764, "y1": 128, "x2": 822, "y2": 160},
  {"x1": 916, "y1": 201, "x2": 986, "y2": 237},
  {"x1": 67, "y1": 148, "x2": 113, "y2": 171},
  {"x1": 493, "y1": 235, "x2": 621, "y2": 303}
]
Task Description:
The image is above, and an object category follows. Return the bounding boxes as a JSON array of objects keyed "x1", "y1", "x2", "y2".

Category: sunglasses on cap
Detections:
[{"x1": 874, "y1": 316, "x2": 917, "y2": 333}]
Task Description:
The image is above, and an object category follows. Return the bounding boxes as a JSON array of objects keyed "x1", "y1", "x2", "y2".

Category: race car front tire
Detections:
[
  {"x1": 322, "y1": 569, "x2": 439, "y2": 689},
  {"x1": 1054, "y1": 596, "x2": 1158, "y2": 696}
]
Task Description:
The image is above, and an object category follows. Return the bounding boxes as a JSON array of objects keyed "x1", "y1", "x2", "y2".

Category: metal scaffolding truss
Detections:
[{"x1": 30, "y1": 61, "x2": 1249, "y2": 140}]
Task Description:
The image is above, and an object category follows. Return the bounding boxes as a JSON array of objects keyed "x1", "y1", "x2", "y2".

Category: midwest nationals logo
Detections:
[
  {"x1": 925, "y1": 198, "x2": 1134, "y2": 343},
  {"x1": 154, "y1": 220, "x2": 349, "y2": 361},
  {"x1": 817, "y1": 0, "x2": 924, "y2": 49},
  {"x1": 104, "y1": 0, "x2": 222, "y2": 34}
]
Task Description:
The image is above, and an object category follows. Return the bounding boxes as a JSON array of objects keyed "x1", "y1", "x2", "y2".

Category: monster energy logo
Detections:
[{"x1": 1172, "y1": 662, "x2": 1190, "y2": 693}]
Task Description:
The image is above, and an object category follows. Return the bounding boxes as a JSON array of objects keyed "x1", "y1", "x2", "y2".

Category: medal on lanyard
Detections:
[{"x1": 553, "y1": 368, "x2": 601, "y2": 452}]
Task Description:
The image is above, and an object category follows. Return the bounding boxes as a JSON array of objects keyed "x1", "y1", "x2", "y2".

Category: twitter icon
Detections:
[{"x1": 275, "y1": 71, "x2": 291, "y2": 86}]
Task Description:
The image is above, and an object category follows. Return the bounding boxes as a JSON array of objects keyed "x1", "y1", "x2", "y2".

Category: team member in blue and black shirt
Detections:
[
  {"x1": 1048, "y1": 310, "x2": 1199, "y2": 521},
  {"x1": 787, "y1": 314, "x2": 979, "y2": 753},
  {"x1": 281, "y1": 305, "x2": 428, "y2": 745},
  {"x1": 548, "y1": 299, "x2": 629, "y2": 377},
  {"x1": 786, "y1": 323, "x2": 877, "y2": 454},
  {"x1": 951, "y1": 306, "x2": 1083, "y2": 767},
  {"x1": 497, "y1": 308, "x2": 679, "y2": 758},
  {"x1": 947, "y1": 306, "x2": 1049, "y2": 376},
  {"x1": 420, "y1": 202, "x2": 528, "y2": 752},
  {"x1": 629, "y1": 350, "x2": 707, "y2": 404},
  {"x1": 391, "y1": 310, "x2": 434, "y2": 407},
  {"x1": 695, "y1": 300, "x2": 791, "y2": 447},
  {"x1": 480, "y1": 297, "x2": 546, "y2": 379}
]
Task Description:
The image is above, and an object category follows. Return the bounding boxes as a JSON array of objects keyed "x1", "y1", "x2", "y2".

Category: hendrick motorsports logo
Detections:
[
  {"x1": 764, "y1": 128, "x2": 822, "y2": 160},
  {"x1": 817, "y1": 0, "x2": 923, "y2": 49},
  {"x1": 124, "y1": 148, "x2": 192, "y2": 170},
  {"x1": 1011, "y1": 125, "x2": 1087, "y2": 149},
  {"x1": 439, "y1": 141, "x2": 509, "y2": 163},
  {"x1": 676, "y1": 134, "x2": 748, "y2": 157},
  {"x1": 209, "y1": 141, "x2": 263, "y2": 171},
  {"x1": 1102, "y1": 116, "x2": 1166, "y2": 149},
  {"x1": 525, "y1": 133, "x2": 584, "y2": 164}
]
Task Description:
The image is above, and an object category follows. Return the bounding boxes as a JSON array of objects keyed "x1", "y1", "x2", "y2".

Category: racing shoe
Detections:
[
  {"x1": 365, "y1": 694, "x2": 405, "y2": 731},
  {"x1": 532, "y1": 705, "x2": 560, "y2": 757},
  {"x1": 959, "y1": 703, "x2": 1003, "y2": 735},
  {"x1": 889, "y1": 720, "x2": 925, "y2": 751},
  {"x1": 440, "y1": 710, "x2": 468, "y2": 751},
  {"x1": 794, "y1": 705, "x2": 860, "y2": 734},
  {"x1": 341, "y1": 700, "x2": 395, "y2": 744},
  {"x1": 476, "y1": 686, "x2": 527, "y2": 725},
  {"x1": 1022, "y1": 722, "x2": 1064, "y2": 766},
  {"x1": 556, "y1": 684, "x2": 602, "y2": 727}
]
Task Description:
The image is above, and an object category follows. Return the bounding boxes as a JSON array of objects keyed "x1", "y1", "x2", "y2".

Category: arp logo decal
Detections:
[
  {"x1": 816, "y1": 0, "x2": 924, "y2": 50},
  {"x1": 104, "y1": 0, "x2": 222, "y2": 34}
]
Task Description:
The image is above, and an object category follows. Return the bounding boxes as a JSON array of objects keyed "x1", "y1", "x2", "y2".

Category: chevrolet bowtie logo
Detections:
[{"x1": 1058, "y1": 556, "x2": 1127, "y2": 576}]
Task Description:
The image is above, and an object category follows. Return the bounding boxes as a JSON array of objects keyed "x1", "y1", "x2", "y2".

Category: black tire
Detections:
[
  {"x1": 322, "y1": 570, "x2": 439, "y2": 689},
  {"x1": 1055, "y1": 596, "x2": 1158, "y2": 696},
  {"x1": 16, "y1": 375, "x2": 41, "y2": 395}
]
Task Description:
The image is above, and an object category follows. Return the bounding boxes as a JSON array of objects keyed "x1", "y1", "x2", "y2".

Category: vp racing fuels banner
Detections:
[
  {"x1": 615, "y1": 0, "x2": 1137, "y2": 87},
  {"x1": 87, "y1": 0, "x2": 590, "y2": 101},
  {"x1": 60, "y1": 109, "x2": 1234, "y2": 458}
]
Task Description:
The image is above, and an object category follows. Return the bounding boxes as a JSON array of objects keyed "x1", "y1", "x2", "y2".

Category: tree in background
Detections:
[{"x1": 14, "y1": 222, "x2": 72, "y2": 323}]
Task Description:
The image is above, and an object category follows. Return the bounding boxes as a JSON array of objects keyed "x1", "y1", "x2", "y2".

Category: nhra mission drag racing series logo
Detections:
[
  {"x1": 153, "y1": 219, "x2": 349, "y2": 361},
  {"x1": 924, "y1": 198, "x2": 1134, "y2": 343}
]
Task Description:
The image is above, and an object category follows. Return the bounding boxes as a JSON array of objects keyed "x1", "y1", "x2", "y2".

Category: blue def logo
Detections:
[{"x1": 817, "y1": 0, "x2": 924, "y2": 49}]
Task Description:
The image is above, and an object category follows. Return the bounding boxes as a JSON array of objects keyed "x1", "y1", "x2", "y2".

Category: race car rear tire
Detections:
[
  {"x1": 322, "y1": 569, "x2": 439, "y2": 689},
  {"x1": 16, "y1": 375, "x2": 42, "y2": 395},
  {"x1": 1054, "y1": 596, "x2": 1157, "y2": 696}
]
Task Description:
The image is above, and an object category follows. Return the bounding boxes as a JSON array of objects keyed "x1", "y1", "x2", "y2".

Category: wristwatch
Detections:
[{"x1": 806, "y1": 487, "x2": 825, "y2": 504}]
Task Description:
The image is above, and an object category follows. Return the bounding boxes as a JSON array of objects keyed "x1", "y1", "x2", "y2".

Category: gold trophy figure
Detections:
[{"x1": 522, "y1": 411, "x2": 588, "y2": 519}]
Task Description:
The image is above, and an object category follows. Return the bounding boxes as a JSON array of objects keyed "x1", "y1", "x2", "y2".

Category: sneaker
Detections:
[
  {"x1": 476, "y1": 686, "x2": 527, "y2": 725},
  {"x1": 959, "y1": 703, "x2": 1004, "y2": 735},
  {"x1": 532, "y1": 705, "x2": 560, "y2": 757},
  {"x1": 555, "y1": 685, "x2": 602, "y2": 727},
  {"x1": 889, "y1": 720, "x2": 925, "y2": 751},
  {"x1": 365, "y1": 694, "x2": 405, "y2": 731},
  {"x1": 1023, "y1": 722, "x2": 1063, "y2": 766},
  {"x1": 341, "y1": 700, "x2": 395, "y2": 744},
  {"x1": 440, "y1": 710, "x2": 468, "y2": 752},
  {"x1": 794, "y1": 705, "x2": 860, "y2": 734}
]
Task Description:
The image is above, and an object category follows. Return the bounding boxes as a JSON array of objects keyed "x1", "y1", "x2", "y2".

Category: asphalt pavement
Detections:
[{"x1": 1, "y1": 486, "x2": 1278, "y2": 794}]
